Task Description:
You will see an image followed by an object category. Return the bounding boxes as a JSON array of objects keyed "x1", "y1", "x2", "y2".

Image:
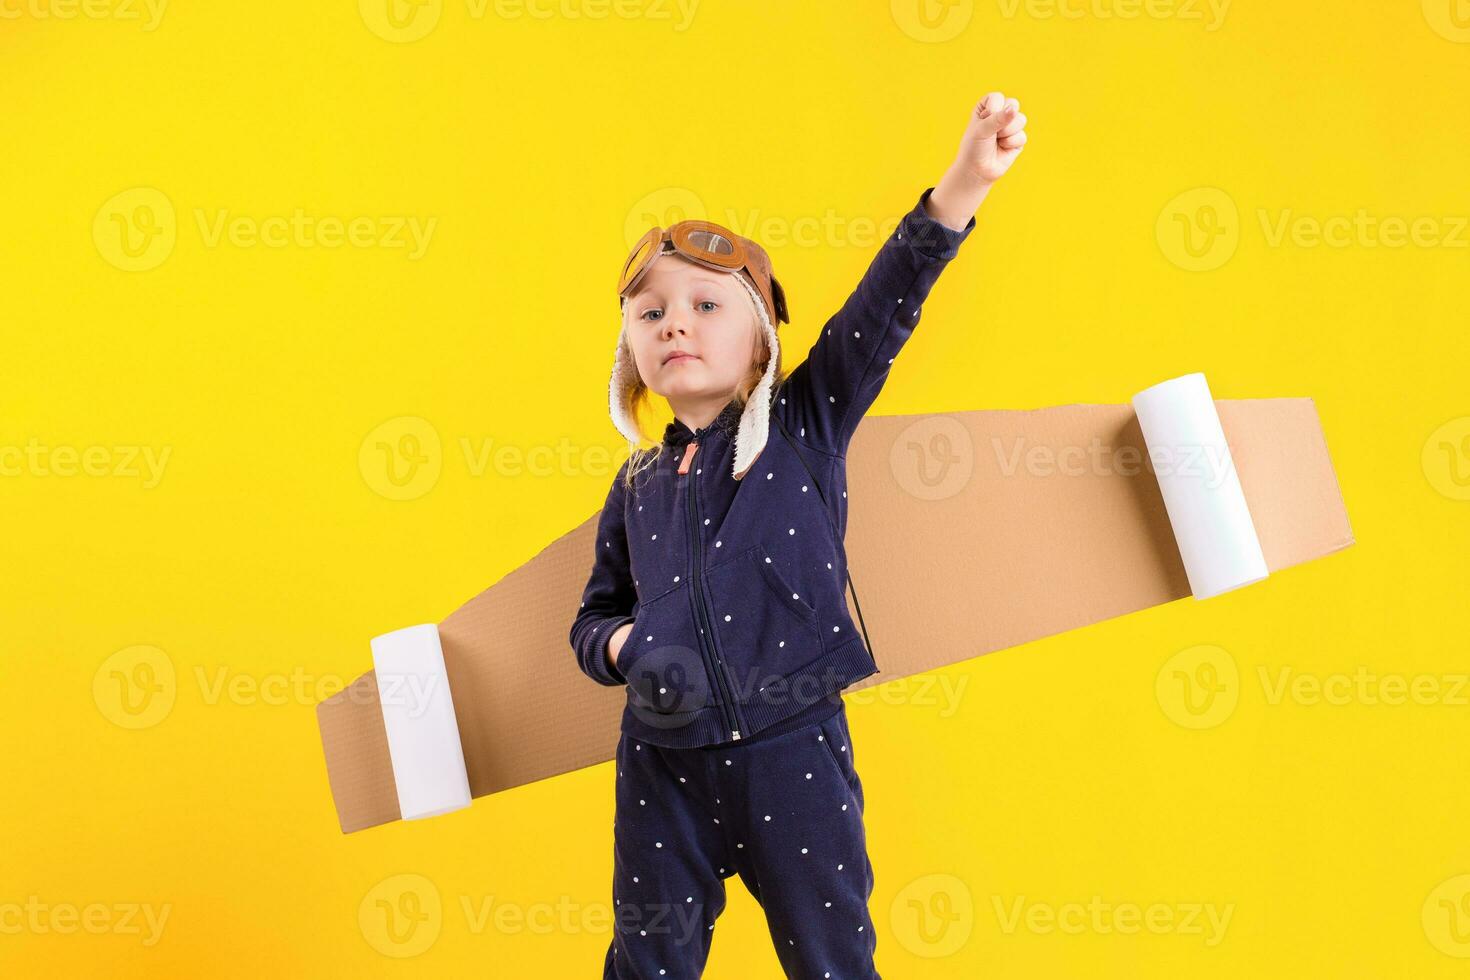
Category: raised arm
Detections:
[
  {"x1": 568, "y1": 460, "x2": 637, "y2": 686},
  {"x1": 775, "y1": 91, "x2": 1028, "y2": 456}
]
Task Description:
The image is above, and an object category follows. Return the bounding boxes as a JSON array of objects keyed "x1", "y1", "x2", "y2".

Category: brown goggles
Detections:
[{"x1": 617, "y1": 219, "x2": 788, "y2": 325}]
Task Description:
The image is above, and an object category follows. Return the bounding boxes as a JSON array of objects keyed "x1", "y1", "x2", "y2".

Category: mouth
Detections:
[{"x1": 663, "y1": 351, "x2": 698, "y2": 365}]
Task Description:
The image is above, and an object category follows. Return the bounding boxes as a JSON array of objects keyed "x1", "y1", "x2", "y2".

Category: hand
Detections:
[
  {"x1": 925, "y1": 91, "x2": 1029, "y2": 231},
  {"x1": 609, "y1": 622, "x2": 634, "y2": 667},
  {"x1": 953, "y1": 91, "x2": 1028, "y2": 187}
]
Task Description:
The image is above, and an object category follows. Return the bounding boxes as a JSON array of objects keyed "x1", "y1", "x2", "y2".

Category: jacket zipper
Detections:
[{"x1": 681, "y1": 437, "x2": 745, "y2": 740}]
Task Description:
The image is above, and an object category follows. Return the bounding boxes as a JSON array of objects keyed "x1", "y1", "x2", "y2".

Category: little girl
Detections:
[{"x1": 571, "y1": 91, "x2": 1027, "y2": 979}]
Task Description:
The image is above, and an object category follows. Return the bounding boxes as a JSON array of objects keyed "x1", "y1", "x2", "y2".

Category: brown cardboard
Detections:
[{"x1": 316, "y1": 398, "x2": 1353, "y2": 833}]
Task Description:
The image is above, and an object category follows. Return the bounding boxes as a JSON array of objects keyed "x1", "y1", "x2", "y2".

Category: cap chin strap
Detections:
[
  {"x1": 607, "y1": 316, "x2": 644, "y2": 449},
  {"x1": 727, "y1": 272, "x2": 780, "y2": 482}
]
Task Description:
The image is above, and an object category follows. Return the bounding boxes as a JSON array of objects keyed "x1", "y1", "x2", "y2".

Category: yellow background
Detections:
[{"x1": 3, "y1": 0, "x2": 1468, "y2": 975}]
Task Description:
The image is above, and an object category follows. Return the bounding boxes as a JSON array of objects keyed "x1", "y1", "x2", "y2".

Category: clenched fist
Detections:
[
  {"x1": 956, "y1": 91, "x2": 1028, "y2": 186},
  {"x1": 924, "y1": 89, "x2": 1030, "y2": 231}
]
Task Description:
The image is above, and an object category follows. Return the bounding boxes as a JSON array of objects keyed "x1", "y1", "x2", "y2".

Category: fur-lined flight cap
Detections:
[{"x1": 613, "y1": 220, "x2": 790, "y2": 480}]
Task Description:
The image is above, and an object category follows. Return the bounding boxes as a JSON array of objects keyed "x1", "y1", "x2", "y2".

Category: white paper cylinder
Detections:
[
  {"x1": 1131, "y1": 372, "x2": 1270, "y2": 599},
  {"x1": 370, "y1": 623, "x2": 472, "y2": 820}
]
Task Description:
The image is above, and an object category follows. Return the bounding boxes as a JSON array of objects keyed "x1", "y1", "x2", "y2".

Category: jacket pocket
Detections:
[
  {"x1": 618, "y1": 583, "x2": 714, "y2": 725},
  {"x1": 704, "y1": 544, "x2": 823, "y2": 699},
  {"x1": 751, "y1": 544, "x2": 819, "y2": 621}
]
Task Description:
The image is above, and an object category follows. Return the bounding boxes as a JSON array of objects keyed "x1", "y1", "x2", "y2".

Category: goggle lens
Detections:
[
  {"x1": 618, "y1": 232, "x2": 661, "y2": 295},
  {"x1": 618, "y1": 221, "x2": 752, "y2": 301},
  {"x1": 683, "y1": 228, "x2": 735, "y2": 257}
]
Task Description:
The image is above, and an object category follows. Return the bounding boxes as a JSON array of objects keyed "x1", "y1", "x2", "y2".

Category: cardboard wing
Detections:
[{"x1": 316, "y1": 397, "x2": 1354, "y2": 834}]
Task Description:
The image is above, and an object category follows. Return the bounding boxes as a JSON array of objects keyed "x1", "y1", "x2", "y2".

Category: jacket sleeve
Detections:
[
  {"x1": 568, "y1": 460, "x2": 637, "y2": 687},
  {"x1": 779, "y1": 185, "x2": 977, "y2": 456}
]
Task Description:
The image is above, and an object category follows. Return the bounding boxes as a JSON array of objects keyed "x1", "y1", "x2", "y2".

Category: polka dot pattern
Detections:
[
  {"x1": 587, "y1": 189, "x2": 967, "y2": 972},
  {"x1": 572, "y1": 188, "x2": 972, "y2": 697},
  {"x1": 605, "y1": 704, "x2": 876, "y2": 977}
]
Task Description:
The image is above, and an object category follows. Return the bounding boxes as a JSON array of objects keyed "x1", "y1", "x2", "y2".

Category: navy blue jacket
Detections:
[{"x1": 570, "y1": 186, "x2": 976, "y2": 748}]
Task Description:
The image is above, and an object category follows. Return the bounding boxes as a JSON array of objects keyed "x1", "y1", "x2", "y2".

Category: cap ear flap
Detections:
[{"x1": 769, "y1": 274, "x2": 789, "y2": 323}]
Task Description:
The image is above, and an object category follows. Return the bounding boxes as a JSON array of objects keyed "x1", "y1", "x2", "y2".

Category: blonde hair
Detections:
[{"x1": 618, "y1": 282, "x2": 785, "y2": 490}]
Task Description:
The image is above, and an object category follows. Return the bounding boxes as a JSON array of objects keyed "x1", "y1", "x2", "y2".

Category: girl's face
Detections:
[{"x1": 623, "y1": 254, "x2": 761, "y2": 403}]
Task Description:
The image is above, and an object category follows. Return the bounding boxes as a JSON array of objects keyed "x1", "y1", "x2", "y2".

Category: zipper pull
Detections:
[{"x1": 678, "y1": 440, "x2": 699, "y2": 475}]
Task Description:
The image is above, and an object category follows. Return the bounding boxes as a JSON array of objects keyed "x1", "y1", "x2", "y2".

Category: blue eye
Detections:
[
  {"x1": 640, "y1": 308, "x2": 663, "y2": 321},
  {"x1": 697, "y1": 301, "x2": 718, "y2": 313}
]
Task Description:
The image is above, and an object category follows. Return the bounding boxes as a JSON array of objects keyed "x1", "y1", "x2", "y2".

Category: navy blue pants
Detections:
[{"x1": 602, "y1": 701, "x2": 880, "y2": 979}]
